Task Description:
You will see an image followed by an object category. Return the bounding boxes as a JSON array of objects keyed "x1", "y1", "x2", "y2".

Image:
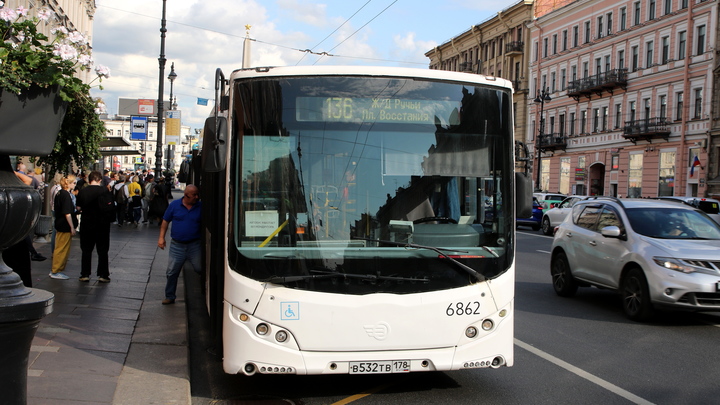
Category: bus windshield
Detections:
[{"x1": 229, "y1": 75, "x2": 514, "y2": 294}]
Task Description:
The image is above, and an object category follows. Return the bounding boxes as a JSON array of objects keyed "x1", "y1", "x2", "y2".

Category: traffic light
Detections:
[{"x1": 139, "y1": 143, "x2": 144, "y2": 153}]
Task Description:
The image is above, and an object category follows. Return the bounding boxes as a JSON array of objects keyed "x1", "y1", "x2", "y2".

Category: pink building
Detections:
[{"x1": 528, "y1": 0, "x2": 717, "y2": 197}]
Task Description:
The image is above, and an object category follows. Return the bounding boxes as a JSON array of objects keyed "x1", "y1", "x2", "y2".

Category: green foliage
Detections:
[{"x1": 1, "y1": 6, "x2": 110, "y2": 176}]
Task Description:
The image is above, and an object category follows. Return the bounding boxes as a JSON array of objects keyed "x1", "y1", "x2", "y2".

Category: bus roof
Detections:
[{"x1": 227, "y1": 65, "x2": 513, "y2": 91}]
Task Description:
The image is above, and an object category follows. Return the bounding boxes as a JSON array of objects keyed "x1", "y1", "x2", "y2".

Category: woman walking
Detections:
[{"x1": 50, "y1": 174, "x2": 78, "y2": 280}]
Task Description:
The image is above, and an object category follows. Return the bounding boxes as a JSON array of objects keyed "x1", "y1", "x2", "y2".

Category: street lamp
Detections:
[
  {"x1": 533, "y1": 87, "x2": 552, "y2": 192},
  {"x1": 167, "y1": 63, "x2": 177, "y2": 171},
  {"x1": 154, "y1": 0, "x2": 168, "y2": 178}
]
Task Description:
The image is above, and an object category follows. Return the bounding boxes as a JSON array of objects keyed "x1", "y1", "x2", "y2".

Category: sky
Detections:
[{"x1": 90, "y1": 0, "x2": 520, "y2": 130}]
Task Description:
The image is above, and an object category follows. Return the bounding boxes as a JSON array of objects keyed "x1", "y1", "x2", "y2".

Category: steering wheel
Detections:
[{"x1": 413, "y1": 216, "x2": 458, "y2": 224}]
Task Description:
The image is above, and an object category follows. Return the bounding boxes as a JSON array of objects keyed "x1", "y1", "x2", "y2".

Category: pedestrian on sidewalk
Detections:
[
  {"x1": 128, "y1": 175, "x2": 143, "y2": 226},
  {"x1": 141, "y1": 174, "x2": 154, "y2": 223},
  {"x1": 76, "y1": 171, "x2": 112, "y2": 283},
  {"x1": 113, "y1": 175, "x2": 129, "y2": 226},
  {"x1": 157, "y1": 184, "x2": 202, "y2": 305},
  {"x1": 50, "y1": 174, "x2": 77, "y2": 280}
]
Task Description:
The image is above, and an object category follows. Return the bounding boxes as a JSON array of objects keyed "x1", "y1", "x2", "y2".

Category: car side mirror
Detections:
[{"x1": 600, "y1": 225, "x2": 625, "y2": 240}]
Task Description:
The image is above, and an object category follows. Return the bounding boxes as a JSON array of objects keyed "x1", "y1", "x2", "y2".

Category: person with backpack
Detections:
[
  {"x1": 113, "y1": 175, "x2": 129, "y2": 226},
  {"x1": 76, "y1": 171, "x2": 112, "y2": 282},
  {"x1": 128, "y1": 175, "x2": 143, "y2": 226},
  {"x1": 142, "y1": 174, "x2": 154, "y2": 224}
]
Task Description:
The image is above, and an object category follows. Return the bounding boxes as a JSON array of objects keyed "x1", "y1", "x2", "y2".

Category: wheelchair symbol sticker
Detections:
[{"x1": 281, "y1": 302, "x2": 300, "y2": 320}]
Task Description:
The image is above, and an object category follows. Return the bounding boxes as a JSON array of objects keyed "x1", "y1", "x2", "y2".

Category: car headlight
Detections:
[{"x1": 652, "y1": 257, "x2": 696, "y2": 273}]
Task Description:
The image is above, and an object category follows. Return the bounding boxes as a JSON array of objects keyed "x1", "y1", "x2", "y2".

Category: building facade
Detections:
[
  {"x1": 101, "y1": 116, "x2": 193, "y2": 174},
  {"x1": 425, "y1": 0, "x2": 535, "y2": 163},
  {"x1": 528, "y1": 0, "x2": 717, "y2": 197}
]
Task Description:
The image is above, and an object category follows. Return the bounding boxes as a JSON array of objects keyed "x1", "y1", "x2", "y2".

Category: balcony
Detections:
[
  {"x1": 622, "y1": 117, "x2": 671, "y2": 143},
  {"x1": 566, "y1": 69, "x2": 628, "y2": 101},
  {"x1": 458, "y1": 62, "x2": 474, "y2": 73},
  {"x1": 505, "y1": 41, "x2": 524, "y2": 56},
  {"x1": 538, "y1": 133, "x2": 567, "y2": 152},
  {"x1": 512, "y1": 80, "x2": 527, "y2": 93}
]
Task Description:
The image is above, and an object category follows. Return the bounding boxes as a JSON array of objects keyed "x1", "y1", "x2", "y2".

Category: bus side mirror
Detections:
[
  {"x1": 202, "y1": 116, "x2": 227, "y2": 172},
  {"x1": 516, "y1": 172, "x2": 532, "y2": 218}
]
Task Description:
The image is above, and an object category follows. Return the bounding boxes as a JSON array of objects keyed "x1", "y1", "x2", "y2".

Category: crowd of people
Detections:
[{"x1": 7, "y1": 163, "x2": 202, "y2": 305}]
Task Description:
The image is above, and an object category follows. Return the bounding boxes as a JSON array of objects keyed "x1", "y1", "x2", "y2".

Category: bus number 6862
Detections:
[{"x1": 446, "y1": 302, "x2": 481, "y2": 316}]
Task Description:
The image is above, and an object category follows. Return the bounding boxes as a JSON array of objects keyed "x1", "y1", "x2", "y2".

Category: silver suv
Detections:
[{"x1": 550, "y1": 197, "x2": 720, "y2": 321}]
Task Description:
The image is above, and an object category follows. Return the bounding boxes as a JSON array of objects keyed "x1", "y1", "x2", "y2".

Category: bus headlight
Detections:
[
  {"x1": 465, "y1": 326, "x2": 478, "y2": 338},
  {"x1": 275, "y1": 330, "x2": 288, "y2": 343},
  {"x1": 256, "y1": 323, "x2": 269, "y2": 335},
  {"x1": 481, "y1": 319, "x2": 494, "y2": 331}
]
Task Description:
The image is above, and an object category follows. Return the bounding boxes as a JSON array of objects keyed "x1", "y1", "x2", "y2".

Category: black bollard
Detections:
[{"x1": 0, "y1": 155, "x2": 54, "y2": 404}]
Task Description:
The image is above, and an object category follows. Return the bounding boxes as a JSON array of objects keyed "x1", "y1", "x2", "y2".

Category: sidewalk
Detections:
[{"x1": 24, "y1": 209, "x2": 191, "y2": 404}]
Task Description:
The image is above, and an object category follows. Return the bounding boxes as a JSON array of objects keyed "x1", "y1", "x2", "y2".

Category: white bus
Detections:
[{"x1": 199, "y1": 66, "x2": 532, "y2": 376}]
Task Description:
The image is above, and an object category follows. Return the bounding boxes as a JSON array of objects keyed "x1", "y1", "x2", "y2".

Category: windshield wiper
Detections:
[
  {"x1": 265, "y1": 269, "x2": 428, "y2": 284},
  {"x1": 351, "y1": 237, "x2": 486, "y2": 282}
]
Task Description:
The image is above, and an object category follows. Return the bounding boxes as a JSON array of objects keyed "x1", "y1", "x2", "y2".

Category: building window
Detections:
[
  {"x1": 620, "y1": 7, "x2": 627, "y2": 30},
  {"x1": 659, "y1": 95, "x2": 667, "y2": 119},
  {"x1": 569, "y1": 112, "x2": 576, "y2": 135},
  {"x1": 618, "y1": 49, "x2": 625, "y2": 69},
  {"x1": 571, "y1": 65, "x2": 577, "y2": 81},
  {"x1": 676, "y1": 92, "x2": 683, "y2": 120},
  {"x1": 614, "y1": 104, "x2": 622, "y2": 128},
  {"x1": 681, "y1": 0, "x2": 688, "y2": 8},
  {"x1": 649, "y1": 0, "x2": 656, "y2": 20},
  {"x1": 607, "y1": 13, "x2": 613, "y2": 35},
  {"x1": 602, "y1": 106, "x2": 608, "y2": 131},
  {"x1": 696, "y1": 25, "x2": 706, "y2": 55},
  {"x1": 629, "y1": 101, "x2": 636, "y2": 122},
  {"x1": 543, "y1": 38, "x2": 548, "y2": 58},
  {"x1": 595, "y1": 57, "x2": 602, "y2": 74},
  {"x1": 644, "y1": 98, "x2": 651, "y2": 119},
  {"x1": 573, "y1": 26, "x2": 579, "y2": 47},
  {"x1": 646, "y1": 41, "x2": 653, "y2": 68},
  {"x1": 611, "y1": 154, "x2": 620, "y2": 171},
  {"x1": 605, "y1": 55, "x2": 611, "y2": 72},
  {"x1": 552, "y1": 34, "x2": 557, "y2": 54},
  {"x1": 581, "y1": 110, "x2": 587, "y2": 133},
  {"x1": 561, "y1": 69, "x2": 566, "y2": 90},
  {"x1": 593, "y1": 108, "x2": 600, "y2": 132},
  {"x1": 634, "y1": 1, "x2": 641, "y2": 25},
  {"x1": 663, "y1": 0, "x2": 671, "y2": 15},
  {"x1": 694, "y1": 88, "x2": 702, "y2": 119},
  {"x1": 661, "y1": 37, "x2": 669, "y2": 64},
  {"x1": 584, "y1": 21, "x2": 591, "y2": 43},
  {"x1": 551, "y1": 72, "x2": 556, "y2": 92},
  {"x1": 533, "y1": 41, "x2": 538, "y2": 61},
  {"x1": 597, "y1": 16, "x2": 604, "y2": 38},
  {"x1": 628, "y1": 153, "x2": 643, "y2": 197},
  {"x1": 583, "y1": 62, "x2": 589, "y2": 78},
  {"x1": 631, "y1": 46, "x2": 639, "y2": 71},
  {"x1": 678, "y1": 31, "x2": 686, "y2": 60},
  {"x1": 659, "y1": 151, "x2": 676, "y2": 196},
  {"x1": 559, "y1": 114, "x2": 565, "y2": 136},
  {"x1": 562, "y1": 30, "x2": 568, "y2": 51},
  {"x1": 559, "y1": 157, "x2": 571, "y2": 195}
]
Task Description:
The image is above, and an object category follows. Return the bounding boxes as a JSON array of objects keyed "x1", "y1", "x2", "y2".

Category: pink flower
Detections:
[
  {"x1": 95, "y1": 65, "x2": 111, "y2": 78},
  {"x1": 53, "y1": 43, "x2": 78, "y2": 61},
  {"x1": 37, "y1": 8, "x2": 53, "y2": 21},
  {"x1": 67, "y1": 31, "x2": 86, "y2": 45},
  {"x1": 0, "y1": 7, "x2": 18, "y2": 21},
  {"x1": 15, "y1": 6, "x2": 28, "y2": 16}
]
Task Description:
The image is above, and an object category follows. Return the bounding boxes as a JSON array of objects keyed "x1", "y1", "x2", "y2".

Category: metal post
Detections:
[
  {"x1": 167, "y1": 63, "x2": 177, "y2": 173},
  {"x1": 534, "y1": 88, "x2": 551, "y2": 192},
  {"x1": 154, "y1": 0, "x2": 167, "y2": 178}
]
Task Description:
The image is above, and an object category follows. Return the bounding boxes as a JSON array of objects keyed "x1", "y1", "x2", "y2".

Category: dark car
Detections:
[{"x1": 517, "y1": 197, "x2": 543, "y2": 231}]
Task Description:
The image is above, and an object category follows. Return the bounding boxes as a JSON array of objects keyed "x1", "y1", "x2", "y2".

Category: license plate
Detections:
[{"x1": 349, "y1": 360, "x2": 411, "y2": 374}]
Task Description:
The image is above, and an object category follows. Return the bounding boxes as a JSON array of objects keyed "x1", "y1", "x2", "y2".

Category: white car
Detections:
[
  {"x1": 540, "y1": 195, "x2": 588, "y2": 235},
  {"x1": 656, "y1": 196, "x2": 720, "y2": 225},
  {"x1": 550, "y1": 197, "x2": 720, "y2": 321}
]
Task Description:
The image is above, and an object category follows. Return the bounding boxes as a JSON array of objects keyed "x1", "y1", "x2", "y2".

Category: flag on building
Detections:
[
  {"x1": 197, "y1": 98, "x2": 209, "y2": 106},
  {"x1": 690, "y1": 155, "x2": 702, "y2": 177}
]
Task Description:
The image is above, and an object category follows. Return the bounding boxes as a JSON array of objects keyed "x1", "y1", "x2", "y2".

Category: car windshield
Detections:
[{"x1": 625, "y1": 207, "x2": 720, "y2": 239}]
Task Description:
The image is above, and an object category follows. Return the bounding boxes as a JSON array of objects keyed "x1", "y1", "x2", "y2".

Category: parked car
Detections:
[
  {"x1": 540, "y1": 195, "x2": 588, "y2": 235},
  {"x1": 550, "y1": 197, "x2": 720, "y2": 321},
  {"x1": 533, "y1": 192, "x2": 566, "y2": 210},
  {"x1": 656, "y1": 196, "x2": 720, "y2": 225},
  {"x1": 517, "y1": 197, "x2": 543, "y2": 230}
]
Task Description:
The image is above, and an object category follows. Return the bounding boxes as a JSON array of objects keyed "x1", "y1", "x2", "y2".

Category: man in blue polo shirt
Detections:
[{"x1": 158, "y1": 184, "x2": 202, "y2": 305}]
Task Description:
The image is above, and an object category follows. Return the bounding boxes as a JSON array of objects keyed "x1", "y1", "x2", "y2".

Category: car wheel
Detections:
[
  {"x1": 542, "y1": 217, "x2": 553, "y2": 235},
  {"x1": 551, "y1": 251, "x2": 578, "y2": 297},
  {"x1": 622, "y1": 267, "x2": 654, "y2": 322}
]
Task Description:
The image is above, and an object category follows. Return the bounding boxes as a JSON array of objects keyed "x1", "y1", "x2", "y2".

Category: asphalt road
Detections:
[{"x1": 187, "y1": 228, "x2": 720, "y2": 404}]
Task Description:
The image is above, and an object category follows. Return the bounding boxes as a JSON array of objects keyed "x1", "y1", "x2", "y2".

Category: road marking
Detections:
[
  {"x1": 537, "y1": 249, "x2": 551, "y2": 254},
  {"x1": 515, "y1": 339, "x2": 656, "y2": 405},
  {"x1": 331, "y1": 382, "x2": 397, "y2": 405}
]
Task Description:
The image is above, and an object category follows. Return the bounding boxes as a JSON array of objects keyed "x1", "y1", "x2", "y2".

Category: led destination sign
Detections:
[{"x1": 296, "y1": 97, "x2": 461, "y2": 125}]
